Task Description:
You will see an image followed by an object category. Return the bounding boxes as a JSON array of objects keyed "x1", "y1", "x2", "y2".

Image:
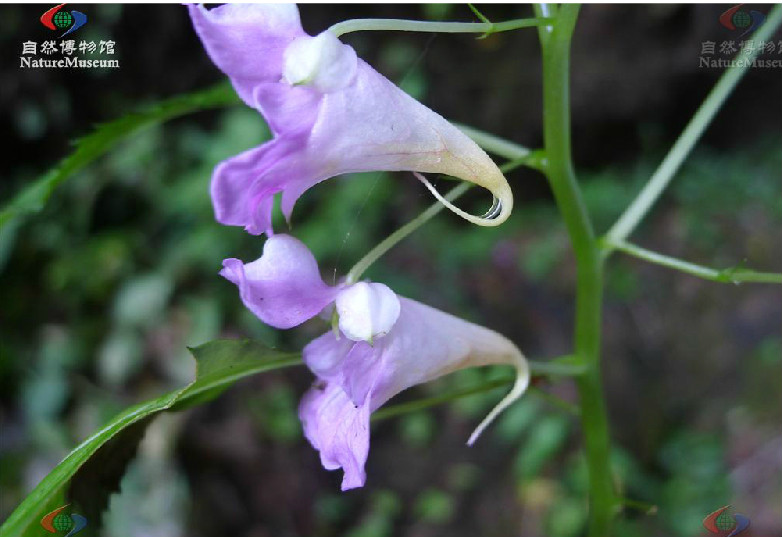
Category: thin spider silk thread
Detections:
[{"x1": 329, "y1": 33, "x2": 439, "y2": 284}]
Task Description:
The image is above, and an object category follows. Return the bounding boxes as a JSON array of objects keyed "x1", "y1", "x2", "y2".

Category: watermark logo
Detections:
[
  {"x1": 40, "y1": 4, "x2": 88, "y2": 38},
  {"x1": 40, "y1": 505, "x2": 88, "y2": 537},
  {"x1": 698, "y1": 5, "x2": 781, "y2": 69},
  {"x1": 719, "y1": 5, "x2": 766, "y2": 37},
  {"x1": 702, "y1": 505, "x2": 750, "y2": 537},
  {"x1": 20, "y1": 4, "x2": 119, "y2": 70}
]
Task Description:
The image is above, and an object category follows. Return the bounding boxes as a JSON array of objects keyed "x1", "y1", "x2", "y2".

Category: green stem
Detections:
[
  {"x1": 601, "y1": 238, "x2": 782, "y2": 284},
  {"x1": 329, "y1": 17, "x2": 553, "y2": 38},
  {"x1": 458, "y1": 123, "x2": 547, "y2": 171},
  {"x1": 528, "y1": 357, "x2": 587, "y2": 376},
  {"x1": 347, "y1": 182, "x2": 470, "y2": 283},
  {"x1": 617, "y1": 497, "x2": 658, "y2": 516},
  {"x1": 605, "y1": 5, "x2": 782, "y2": 247},
  {"x1": 537, "y1": 5, "x2": 615, "y2": 535}
]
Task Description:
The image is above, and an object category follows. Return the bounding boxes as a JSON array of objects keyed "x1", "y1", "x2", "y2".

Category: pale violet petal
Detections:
[
  {"x1": 299, "y1": 382, "x2": 371, "y2": 490},
  {"x1": 299, "y1": 295, "x2": 530, "y2": 489},
  {"x1": 188, "y1": 3, "x2": 305, "y2": 107},
  {"x1": 219, "y1": 235, "x2": 340, "y2": 328}
]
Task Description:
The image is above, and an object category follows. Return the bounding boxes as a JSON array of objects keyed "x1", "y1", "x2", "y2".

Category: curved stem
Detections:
[
  {"x1": 537, "y1": 5, "x2": 615, "y2": 535},
  {"x1": 329, "y1": 17, "x2": 553, "y2": 38},
  {"x1": 347, "y1": 155, "x2": 531, "y2": 283}
]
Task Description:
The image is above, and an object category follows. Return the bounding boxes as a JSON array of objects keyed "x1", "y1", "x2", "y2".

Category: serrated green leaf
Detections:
[
  {"x1": 0, "y1": 82, "x2": 240, "y2": 232},
  {"x1": 0, "y1": 339, "x2": 300, "y2": 537}
]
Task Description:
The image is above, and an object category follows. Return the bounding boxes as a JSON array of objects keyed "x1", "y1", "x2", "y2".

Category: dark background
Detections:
[{"x1": 1, "y1": 4, "x2": 781, "y2": 537}]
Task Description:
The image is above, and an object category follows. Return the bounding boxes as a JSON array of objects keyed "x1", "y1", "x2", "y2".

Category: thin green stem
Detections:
[
  {"x1": 347, "y1": 182, "x2": 469, "y2": 283},
  {"x1": 528, "y1": 357, "x2": 587, "y2": 377},
  {"x1": 329, "y1": 17, "x2": 553, "y2": 38},
  {"x1": 458, "y1": 123, "x2": 547, "y2": 171},
  {"x1": 347, "y1": 153, "x2": 532, "y2": 283},
  {"x1": 537, "y1": 5, "x2": 615, "y2": 535},
  {"x1": 617, "y1": 497, "x2": 658, "y2": 516},
  {"x1": 605, "y1": 5, "x2": 782, "y2": 247},
  {"x1": 468, "y1": 4, "x2": 492, "y2": 25},
  {"x1": 456, "y1": 124, "x2": 530, "y2": 159},
  {"x1": 372, "y1": 378, "x2": 513, "y2": 422},
  {"x1": 373, "y1": 374, "x2": 579, "y2": 423},
  {"x1": 528, "y1": 386, "x2": 581, "y2": 416},
  {"x1": 601, "y1": 238, "x2": 782, "y2": 284}
]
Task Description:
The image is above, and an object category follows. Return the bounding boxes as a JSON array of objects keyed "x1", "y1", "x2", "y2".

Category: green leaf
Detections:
[
  {"x1": 0, "y1": 340, "x2": 300, "y2": 537},
  {"x1": 0, "y1": 82, "x2": 240, "y2": 232}
]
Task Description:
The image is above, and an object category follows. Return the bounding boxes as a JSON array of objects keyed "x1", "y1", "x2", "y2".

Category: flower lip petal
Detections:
[
  {"x1": 299, "y1": 381, "x2": 371, "y2": 490},
  {"x1": 219, "y1": 234, "x2": 341, "y2": 329}
]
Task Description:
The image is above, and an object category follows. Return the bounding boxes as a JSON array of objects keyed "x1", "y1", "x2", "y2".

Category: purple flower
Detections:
[
  {"x1": 189, "y1": 4, "x2": 513, "y2": 236},
  {"x1": 221, "y1": 234, "x2": 529, "y2": 490}
]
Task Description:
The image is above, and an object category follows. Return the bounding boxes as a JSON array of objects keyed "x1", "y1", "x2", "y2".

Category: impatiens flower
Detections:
[
  {"x1": 221, "y1": 234, "x2": 529, "y2": 490},
  {"x1": 189, "y1": 4, "x2": 514, "y2": 236}
]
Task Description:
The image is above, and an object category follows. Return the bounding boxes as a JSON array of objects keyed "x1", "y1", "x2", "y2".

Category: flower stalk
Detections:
[
  {"x1": 600, "y1": 238, "x2": 782, "y2": 284},
  {"x1": 536, "y1": 4, "x2": 616, "y2": 535},
  {"x1": 329, "y1": 16, "x2": 554, "y2": 38}
]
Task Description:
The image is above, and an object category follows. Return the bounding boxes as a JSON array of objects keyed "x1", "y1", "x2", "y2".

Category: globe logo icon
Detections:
[
  {"x1": 719, "y1": 6, "x2": 767, "y2": 37},
  {"x1": 731, "y1": 11, "x2": 752, "y2": 29},
  {"x1": 715, "y1": 510, "x2": 736, "y2": 531},
  {"x1": 40, "y1": 4, "x2": 88, "y2": 37},
  {"x1": 40, "y1": 505, "x2": 88, "y2": 536},
  {"x1": 52, "y1": 513, "x2": 75, "y2": 533},
  {"x1": 52, "y1": 10, "x2": 73, "y2": 29},
  {"x1": 703, "y1": 505, "x2": 751, "y2": 536}
]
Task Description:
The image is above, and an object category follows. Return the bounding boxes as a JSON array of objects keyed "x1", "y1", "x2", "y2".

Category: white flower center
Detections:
[
  {"x1": 282, "y1": 32, "x2": 357, "y2": 93},
  {"x1": 335, "y1": 282, "x2": 400, "y2": 343}
]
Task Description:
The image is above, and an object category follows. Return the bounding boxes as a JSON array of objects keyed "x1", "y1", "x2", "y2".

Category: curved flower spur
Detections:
[
  {"x1": 189, "y1": 4, "x2": 514, "y2": 235},
  {"x1": 221, "y1": 235, "x2": 530, "y2": 490}
]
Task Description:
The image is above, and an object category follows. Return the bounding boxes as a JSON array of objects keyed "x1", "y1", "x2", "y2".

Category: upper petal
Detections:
[
  {"x1": 219, "y1": 234, "x2": 340, "y2": 329},
  {"x1": 307, "y1": 61, "x2": 514, "y2": 226},
  {"x1": 189, "y1": 3, "x2": 306, "y2": 106}
]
